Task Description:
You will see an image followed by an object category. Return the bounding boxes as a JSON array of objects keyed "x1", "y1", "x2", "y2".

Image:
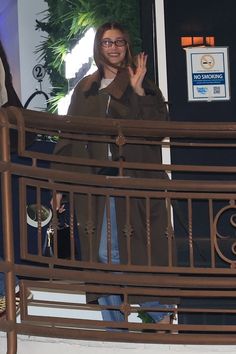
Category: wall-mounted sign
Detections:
[
  {"x1": 186, "y1": 47, "x2": 230, "y2": 102},
  {"x1": 32, "y1": 64, "x2": 46, "y2": 81}
]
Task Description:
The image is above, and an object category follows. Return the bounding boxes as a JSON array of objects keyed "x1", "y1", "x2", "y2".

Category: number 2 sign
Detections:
[{"x1": 32, "y1": 64, "x2": 46, "y2": 81}]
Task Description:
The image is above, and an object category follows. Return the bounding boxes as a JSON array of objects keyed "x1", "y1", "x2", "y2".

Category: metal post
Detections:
[{"x1": 0, "y1": 109, "x2": 17, "y2": 354}]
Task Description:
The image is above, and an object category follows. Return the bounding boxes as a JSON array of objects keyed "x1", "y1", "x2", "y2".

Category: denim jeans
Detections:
[
  {"x1": 98, "y1": 197, "x2": 172, "y2": 323},
  {"x1": 0, "y1": 257, "x2": 19, "y2": 296}
]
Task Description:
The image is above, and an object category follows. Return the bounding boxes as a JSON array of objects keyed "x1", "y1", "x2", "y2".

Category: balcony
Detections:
[{"x1": 1, "y1": 106, "x2": 236, "y2": 353}]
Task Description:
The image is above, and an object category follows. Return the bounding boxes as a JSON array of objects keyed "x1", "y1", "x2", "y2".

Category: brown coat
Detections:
[{"x1": 54, "y1": 69, "x2": 174, "y2": 304}]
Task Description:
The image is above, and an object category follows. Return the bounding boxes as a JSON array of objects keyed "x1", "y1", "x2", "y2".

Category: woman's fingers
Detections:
[
  {"x1": 137, "y1": 52, "x2": 148, "y2": 69},
  {"x1": 128, "y1": 52, "x2": 148, "y2": 95},
  {"x1": 57, "y1": 204, "x2": 66, "y2": 213}
]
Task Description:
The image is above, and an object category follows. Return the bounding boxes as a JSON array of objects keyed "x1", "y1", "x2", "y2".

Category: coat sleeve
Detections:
[
  {"x1": 52, "y1": 80, "x2": 82, "y2": 156},
  {"x1": 67, "y1": 85, "x2": 80, "y2": 116},
  {"x1": 52, "y1": 79, "x2": 91, "y2": 172},
  {"x1": 131, "y1": 78, "x2": 169, "y2": 122}
]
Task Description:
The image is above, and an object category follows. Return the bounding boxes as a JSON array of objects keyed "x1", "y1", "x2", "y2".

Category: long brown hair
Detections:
[{"x1": 93, "y1": 22, "x2": 134, "y2": 75}]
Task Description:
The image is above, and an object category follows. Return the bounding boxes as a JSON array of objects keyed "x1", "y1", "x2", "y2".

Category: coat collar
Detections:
[{"x1": 80, "y1": 68, "x2": 130, "y2": 99}]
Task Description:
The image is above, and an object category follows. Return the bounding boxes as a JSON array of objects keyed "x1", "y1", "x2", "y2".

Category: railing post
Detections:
[{"x1": 0, "y1": 109, "x2": 17, "y2": 354}]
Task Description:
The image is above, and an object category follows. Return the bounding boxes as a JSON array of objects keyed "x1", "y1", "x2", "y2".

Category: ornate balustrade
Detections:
[{"x1": 1, "y1": 106, "x2": 236, "y2": 352}]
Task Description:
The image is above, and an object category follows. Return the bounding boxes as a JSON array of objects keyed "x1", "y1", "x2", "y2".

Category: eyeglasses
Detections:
[{"x1": 100, "y1": 39, "x2": 127, "y2": 48}]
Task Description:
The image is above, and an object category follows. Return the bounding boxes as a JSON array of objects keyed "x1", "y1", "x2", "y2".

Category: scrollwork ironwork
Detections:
[{"x1": 213, "y1": 201, "x2": 236, "y2": 266}]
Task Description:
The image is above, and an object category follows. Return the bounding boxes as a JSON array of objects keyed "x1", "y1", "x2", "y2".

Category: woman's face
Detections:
[{"x1": 100, "y1": 29, "x2": 127, "y2": 67}]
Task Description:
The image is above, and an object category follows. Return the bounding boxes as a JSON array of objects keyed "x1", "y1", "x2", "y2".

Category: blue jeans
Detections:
[
  {"x1": 0, "y1": 257, "x2": 19, "y2": 296},
  {"x1": 98, "y1": 197, "x2": 172, "y2": 323}
]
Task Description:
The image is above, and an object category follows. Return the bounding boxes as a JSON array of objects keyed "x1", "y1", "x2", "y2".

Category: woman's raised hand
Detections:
[{"x1": 128, "y1": 52, "x2": 147, "y2": 96}]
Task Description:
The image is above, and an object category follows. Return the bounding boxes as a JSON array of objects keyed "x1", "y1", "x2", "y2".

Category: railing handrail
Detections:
[
  {"x1": 2, "y1": 106, "x2": 236, "y2": 349},
  {"x1": 5, "y1": 106, "x2": 236, "y2": 138}
]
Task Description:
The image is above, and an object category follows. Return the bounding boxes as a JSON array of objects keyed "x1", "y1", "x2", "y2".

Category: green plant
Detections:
[{"x1": 36, "y1": 0, "x2": 141, "y2": 112}]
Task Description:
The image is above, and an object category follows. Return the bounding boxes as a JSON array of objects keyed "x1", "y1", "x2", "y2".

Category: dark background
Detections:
[{"x1": 140, "y1": 0, "x2": 236, "y2": 326}]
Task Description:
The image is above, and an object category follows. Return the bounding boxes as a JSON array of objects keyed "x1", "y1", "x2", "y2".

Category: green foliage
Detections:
[{"x1": 36, "y1": 0, "x2": 141, "y2": 112}]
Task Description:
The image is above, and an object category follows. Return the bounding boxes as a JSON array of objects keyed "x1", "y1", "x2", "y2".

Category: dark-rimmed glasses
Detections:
[{"x1": 100, "y1": 39, "x2": 127, "y2": 48}]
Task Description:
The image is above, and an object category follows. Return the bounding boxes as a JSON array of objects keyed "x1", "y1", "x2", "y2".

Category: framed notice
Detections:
[{"x1": 186, "y1": 47, "x2": 230, "y2": 102}]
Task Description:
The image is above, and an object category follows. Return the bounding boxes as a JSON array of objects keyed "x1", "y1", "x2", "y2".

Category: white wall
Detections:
[
  {"x1": 155, "y1": 0, "x2": 171, "y2": 175},
  {"x1": 1, "y1": 333, "x2": 236, "y2": 354},
  {"x1": 17, "y1": 0, "x2": 51, "y2": 110},
  {"x1": 0, "y1": 0, "x2": 51, "y2": 110}
]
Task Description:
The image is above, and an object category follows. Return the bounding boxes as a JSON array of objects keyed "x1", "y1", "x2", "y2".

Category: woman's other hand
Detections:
[
  {"x1": 50, "y1": 192, "x2": 65, "y2": 213},
  {"x1": 128, "y1": 52, "x2": 147, "y2": 96}
]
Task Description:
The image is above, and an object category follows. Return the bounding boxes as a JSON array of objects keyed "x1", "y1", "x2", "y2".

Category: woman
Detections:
[{"x1": 54, "y1": 22, "x2": 175, "y2": 325}]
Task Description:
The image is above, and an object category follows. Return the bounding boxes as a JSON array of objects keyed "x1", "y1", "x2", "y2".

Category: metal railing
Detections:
[{"x1": 1, "y1": 106, "x2": 236, "y2": 352}]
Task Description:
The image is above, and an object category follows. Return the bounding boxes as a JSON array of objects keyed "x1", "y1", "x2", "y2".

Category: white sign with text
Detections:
[{"x1": 186, "y1": 47, "x2": 230, "y2": 102}]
